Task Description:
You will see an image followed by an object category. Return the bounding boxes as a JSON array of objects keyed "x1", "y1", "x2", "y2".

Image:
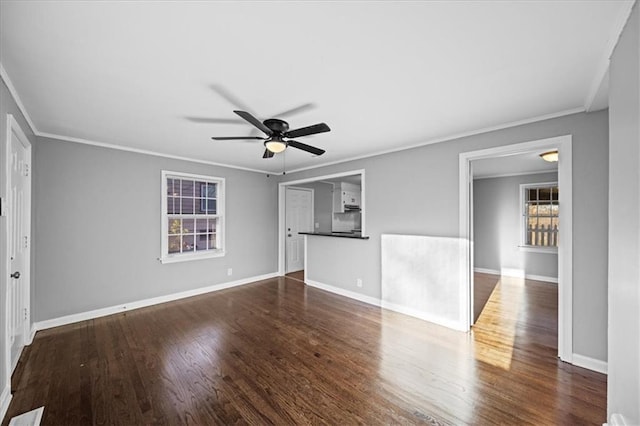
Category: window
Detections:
[
  {"x1": 520, "y1": 182, "x2": 559, "y2": 251},
  {"x1": 161, "y1": 171, "x2": 224, "y2": 263}
]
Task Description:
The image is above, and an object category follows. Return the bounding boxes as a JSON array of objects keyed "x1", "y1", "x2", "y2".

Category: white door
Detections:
[
  {"x1": 285, "y1": 188, "x2": 313, "y2": 273},
  {"x1": 7, "y1": 116, "x2": 31, "y2": 372}
]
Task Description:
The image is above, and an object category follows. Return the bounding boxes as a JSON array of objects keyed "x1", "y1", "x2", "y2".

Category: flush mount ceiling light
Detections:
[
  {"x1": 540, "y1": 150, "x2": 559, "y2": 162},
  {"x1": 265, "y1": 138, "x2": 287, "y2": 153}
]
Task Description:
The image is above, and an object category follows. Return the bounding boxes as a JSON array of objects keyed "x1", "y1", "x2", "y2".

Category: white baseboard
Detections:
[
  {"x1": 0, "y1": 384, "x2": 12, "y2": 424},
  {"x1": 304, "y1": 280, "x2": 467, "y2": 332},
  {"x1": 305, "y1": 279, "x2": 381, "y2": 308},
  {"x1": 572, "y1": 353, "x2": 607, "y2": 374},
  {"x1": 380, "y1": 300, "x2": 468, "y2": 332},
  {"x1": 474, "y1": 267, "x2": 558, "y2": 284},
  {"x1": 34, "y1": 272, "x2": 278, "y2": 332}
]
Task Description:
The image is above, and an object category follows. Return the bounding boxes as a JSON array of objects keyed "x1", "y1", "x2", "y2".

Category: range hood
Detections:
[{"x1": 344, "y1": 204, "x2": 361, "y2": 212}]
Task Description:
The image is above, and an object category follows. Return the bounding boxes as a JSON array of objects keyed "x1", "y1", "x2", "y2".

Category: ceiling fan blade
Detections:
[
  {"x1": 271, "y1": 103, "x2": 315, "y2": 118},
  {"x1": 263, "y1": 149, "x2": 275, "y2": 159},
  {"x1": 288, "y1": 140, "x2": 326, "y2": 156},
  {"x1": 186, "y1": 117, "x2": 245, "y2": 124},
  {"x1": 209, "y1": 84, "x2": 254, "y2": 113},
  {"x1": 211, "y1": 136, "x2": 265, "y2": 140},
  {"x1": 234, "y1": 110, "x2": 272, "y2": 136},
  {"x1": 285, "y1": 123, "x2": 331, "y2": 139}
]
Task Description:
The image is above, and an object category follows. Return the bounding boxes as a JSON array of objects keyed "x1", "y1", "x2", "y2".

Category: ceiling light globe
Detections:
[
  {"x1": 540, "y1": 150, "x2": 559, "y2": 162},
  {"x1": 265, "y1": 140, "x2": 287, "y2": 153}
]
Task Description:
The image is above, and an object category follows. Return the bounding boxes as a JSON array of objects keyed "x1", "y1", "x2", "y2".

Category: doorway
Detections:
[
  {"x1": 459, "y1": 134, "x2": 573, "y2": 362},
  {"x1": 4, "y1": 115, "x2": 32, "y2": 377},
  {"x1": 285, "y1": 187, "x2": 313, "y2": 274}
]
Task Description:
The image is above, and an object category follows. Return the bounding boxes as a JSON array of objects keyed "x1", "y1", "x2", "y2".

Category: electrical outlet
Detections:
[
  {"x1": 227, "y1": 268, "x2": 233, "y2": 276},
  {"x1": 356, "y1": 278, "x2": 363, "y2": 288}
]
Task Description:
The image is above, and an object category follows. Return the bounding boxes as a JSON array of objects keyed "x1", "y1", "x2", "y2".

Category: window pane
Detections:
[
  {"x1": 195, "y1": 198, "x2": 206, "y2": 214},
  {"x1": 167, "y1": 178, "x2": 175, "y2": 196},
  {"x1": 207, "y1": 199, "x2": 217, "y2": 214},
  {"x1": 195, "y1": 181, "x2": 205, "y2": 198},
  {"x1": 168, "y1": 218, "x2": 181, "y2": 235},
  {"x1": 196, "y1": 234, "x2": 208, "y2": 251},
  {"x1": 538, "y1": 203, "x2": 552, "y2": 216},
  {"x1": 208, "y1": 218, "x2": 217, "y2": 233},
  {"x1": 195, "y1": 218, "x2": 208, "y2": 233},
  {"x1": 552, "y1": 187, "x2": 559, "y2": 201},
  {"x1": 208, "y1": 233, "x2": 217, "y2": 250},
  {"x1": 539, "y1": 187, "x2": 552, "y2": 201},
  {"x1": 168, "y1": 235, "x2": 181, "y2": 254},
  {"x1": 167, "y1": 196, "x2": 176, "y2": 214},
  {"x1": 182, "y1": 235, "x2": 195, "y2": 252},
  {"x1": 551, "y1": 202, "x2": 559, "y2": 216},
  {"x1": 181, "y1": 197, "x2": 194, "y2": 214},
  {"x1": 206, "y1": 183, "x2": 216, "y2": 198},
  {"x1": 527, "y1": 188, "x2": 538, "y2": 201},
  {"x1": 527, "y1": 202, "x2": 537, "y2": 216},
  {"x1": 182, "y1": 218, "x2": 194, "y2": 234},
  {"x1": 181, "y1": 179, "x2": 194, "y2": 197}
]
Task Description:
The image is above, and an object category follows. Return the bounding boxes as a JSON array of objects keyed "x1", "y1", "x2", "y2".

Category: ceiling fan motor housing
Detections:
[{"x1": 263, "y1": 118, "x2": 289, "y2": 134}]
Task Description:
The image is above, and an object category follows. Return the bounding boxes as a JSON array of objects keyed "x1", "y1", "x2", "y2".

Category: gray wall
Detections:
[
  {"x1": 608, "y1": 3, "x2": 639, "y2": 423},
  {"x1": 0, "y1": 78, "x2": 38, "y2": 403},
  {"x1": 294, "y1": 181, "x2": 333, "y2": 232},
  {"x1": 32, "y1": 137, "x2": 278, "y2": 321},
  {"x1": 473, "y1": 172, "x2": 558, "y2": 279},
  {"x1": 282, "y1": 109, "x2": 609, "y2": 362}
]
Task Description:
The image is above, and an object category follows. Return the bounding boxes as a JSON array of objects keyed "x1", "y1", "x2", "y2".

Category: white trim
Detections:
[
  {"x1": 572, "y1": 353, "x2": 608, "y2": 375},
  {"x1": 518, "y1": 245, "x2": 558, "y2": 254},
  {"x1": 584, "y1": 1, "x2": 636, "y2": 111},
  {"x1": 286, "y1": 108, "x2": 584, "y2": 174},
  {"x1": 28, "y1": 324, "x2": 36, "y2": 345},
  {"x1": 0, "y1": 65, "x2": 38, "y2": 134},
  {"x1": 474, "y1": 169, "x2": 557, "y2": 180},
  {"x1": 460, "y1": 134, "x2": 573, "y2": 362},
  {"x1": 38, "y1": 131, "x2": 271, "y2": 175},
  {"x1": 0, "y1": 385, "x2": 11, "y2": 424},
  {"x1": 278, "y1": 169, "x2": 366, "y2": 275},
  {"x1": 473, "y1": 267, "x2": 558, "y2": 284},
  {"x1": 305, "y1": 279, "x2": 381, "y2": 307},
  {"x1": 160, "y1": 170, "x2": 225, "y2": 264},
  {"x1": 8, "y1": 406, "x2": 44, "y2": 426},
  {"x1": 381, "y1": 300, "x2": 468, "y2": 332},
  {"x1": 33, "y1": 272, "x2": 277, "y2": 332}
]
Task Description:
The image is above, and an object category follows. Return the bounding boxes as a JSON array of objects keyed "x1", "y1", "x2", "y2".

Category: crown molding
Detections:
[
  {"x1": 0, "y1": 62, "x2": 38, "y2": 134},
  {"x1": 285, "y1": 107, "x2": 584, "y2": 175}
]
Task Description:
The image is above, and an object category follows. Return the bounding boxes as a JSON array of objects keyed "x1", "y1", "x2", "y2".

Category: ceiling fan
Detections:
[{"x1": 211, "y1": 110, "x2": 330, "y2": 159}]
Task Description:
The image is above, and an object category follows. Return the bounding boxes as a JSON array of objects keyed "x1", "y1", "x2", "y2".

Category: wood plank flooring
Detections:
[{"x1": 3, "y1": 273, "x2": 606, "y2": 425}]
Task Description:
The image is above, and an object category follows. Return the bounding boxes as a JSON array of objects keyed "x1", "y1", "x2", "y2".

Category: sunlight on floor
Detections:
[{"x1": 472, "y1": 276, "x2": 526, "y2": 370}]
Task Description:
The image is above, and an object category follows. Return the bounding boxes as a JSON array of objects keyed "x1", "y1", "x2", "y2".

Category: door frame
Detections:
[
  {"x1": 3, "y1": 114, "x2": 32, "y2": 384},
  {"x1": 285, "y1": 186, "x2": 314, "y2": 273},
  {"x1": 278, "y1": 169, "x2": 366, "y2": 276},
  {"x1": 459, "y1": 134, "x2": 572, "y2": 362}
]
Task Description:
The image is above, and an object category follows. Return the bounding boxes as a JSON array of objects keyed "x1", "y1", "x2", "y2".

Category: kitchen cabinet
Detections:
[{"x1": 333, "y1": 182, "x2": 361, "y2": 213}]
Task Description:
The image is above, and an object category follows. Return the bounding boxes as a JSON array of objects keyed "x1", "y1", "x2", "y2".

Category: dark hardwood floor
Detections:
[{"x1": 3, "y1": 273, "x2": 606, "y2": 425}]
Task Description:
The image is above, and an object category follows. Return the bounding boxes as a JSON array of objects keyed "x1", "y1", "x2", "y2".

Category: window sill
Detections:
[
  {"x1": 160, "y1": 250, "x2": 226, "y2": 264},
  {"x1": 518, "y1": 245, "x2": 558, "y2": 254}
]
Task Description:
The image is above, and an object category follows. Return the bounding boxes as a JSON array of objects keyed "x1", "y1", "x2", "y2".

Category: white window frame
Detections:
[
  {"x1": 160, "y1": 170, "x2": 225, "y2": 263},
  {"x1": 519, "y1": 181, "x2": 558, "y2": 254}
]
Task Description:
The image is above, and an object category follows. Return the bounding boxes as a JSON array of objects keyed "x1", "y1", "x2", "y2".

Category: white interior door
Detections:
[
  {"x1": 285, "y1": 188, "x2": 313, "y2": 273},
  {"x1": 7, "y1": 116, "x2": 31, "y2": 373}
]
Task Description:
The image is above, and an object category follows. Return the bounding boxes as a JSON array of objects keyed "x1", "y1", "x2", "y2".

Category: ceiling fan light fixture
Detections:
[
  {"x1": 540, "y1": 150, "x2": 559, "y2": 162},
  {"x1": 265, "y1": 139, "x2": 287, "y2": 153}
]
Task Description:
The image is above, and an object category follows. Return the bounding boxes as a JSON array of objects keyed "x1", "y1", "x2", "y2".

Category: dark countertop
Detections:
[{"x1": 299, "y1": 231, "x2": 370, "y2": 240}]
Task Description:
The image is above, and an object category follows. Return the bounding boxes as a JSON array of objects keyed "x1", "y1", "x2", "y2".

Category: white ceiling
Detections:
[{"x1": 0, "y1": 1, "x2": 633, "y2": 174}]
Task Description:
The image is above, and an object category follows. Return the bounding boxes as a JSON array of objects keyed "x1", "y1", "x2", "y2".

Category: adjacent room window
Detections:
[
  {"x1": 520, "y1": 182, "x2": 559, "y2": 251},
  {"x1": 161, "y1": 171, "x2": 225, "y2": 263}
]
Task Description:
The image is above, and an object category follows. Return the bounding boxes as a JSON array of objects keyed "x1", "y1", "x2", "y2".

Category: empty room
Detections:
[{"x1": 1, "y1": 1, "x2": 639, "y2": 425}]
